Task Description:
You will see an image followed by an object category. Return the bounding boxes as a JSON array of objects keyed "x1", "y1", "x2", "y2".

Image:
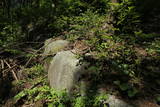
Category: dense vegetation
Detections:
[{"x1": 0, "y1": 0, "x2": 160, "y2": 106}]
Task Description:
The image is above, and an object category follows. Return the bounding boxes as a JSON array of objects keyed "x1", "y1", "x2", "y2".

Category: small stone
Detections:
[{"x1": 105, "y1": 95, "x2": 133, "y2": 107}]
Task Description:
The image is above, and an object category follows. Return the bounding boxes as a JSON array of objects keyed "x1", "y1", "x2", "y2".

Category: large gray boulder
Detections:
[
  {"x1": 48, "y1": 51, "x2": 84, "y2": 92},
  {"x1": 44, "y1": 39, "x2": 69, "y2": 55}
]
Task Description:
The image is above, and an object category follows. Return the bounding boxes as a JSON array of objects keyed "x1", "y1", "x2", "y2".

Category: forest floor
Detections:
[{"x1": 0, "y1": 37, "x2": 160, "y2": 107}]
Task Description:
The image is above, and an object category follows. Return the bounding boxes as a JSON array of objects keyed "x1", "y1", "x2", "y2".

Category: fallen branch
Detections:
[
  {"x1": 4, "y1": 60, "x2": 19, "y2": 82},
  {"x1": 1, "y1": 59, "x2": 4, "y2": 69},
  {"x1": 24, "y1": 41, "x2": 51, "y2": 67},
  {"x1": 2, "y1": 64, "x2": 17, "y2": 73}
]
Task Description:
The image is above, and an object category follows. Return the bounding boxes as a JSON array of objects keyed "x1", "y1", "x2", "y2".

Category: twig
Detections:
[
  {"x1": 24, "y1": 41, "x2": 51, "y2": 67},
  {"x1": 2, "y1": 64, "x2": 17, "y2": 73},
  {"x1": 1, "y1": 60, "x2": 4, "y2": 69},
  {"x1": 4, "y1": 60, "x2": 19, "y2": 82}
]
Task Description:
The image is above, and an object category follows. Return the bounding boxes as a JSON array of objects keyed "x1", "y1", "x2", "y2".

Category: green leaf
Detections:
[
  {"x1": 88, "y1": 66, "x2": 98, "y2": 71},
  {"x1": 48, "y1": 103, "x2": 55, "y2": 107},
  {"x1": 58, "y1": 103, "x2": 65, "y2": 107},
  {"x1": 113, "y1": 81, "x2": 120, "y2": 85},
  {"x1": 127, "y1": 88, "x2": 138, "y2": 98},
  {"x1": 156, "y1": 96, "x2": 160, "y2": 102},
  {"x1": 14, "y1": 90, "x2": 28, "y2": 100},
  {"x1": 119, "y1": 83, "x2": 130, "y2": 91}
]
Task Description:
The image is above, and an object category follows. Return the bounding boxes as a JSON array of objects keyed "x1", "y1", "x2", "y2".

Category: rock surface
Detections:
[
  {"x1": 44, "y1": 39, "x2": 69, "y2": 55},
  {"x1": 106, "y1": 95, "x2": 133, "y2": 107},
  {"x1": 48, "y1": 50, "x2": 83, "y2": 92},
  {"x1": 44, "y1": 39, "x2": 69, "y2": 72}
]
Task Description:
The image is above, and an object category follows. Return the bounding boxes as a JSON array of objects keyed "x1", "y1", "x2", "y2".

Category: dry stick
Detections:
[
  {"x1": 24, "y1": 41, "x2": 51, "y2": 68},
  {"x1": 1, "y1": 60, "x2": 4, "y2": 69},
  {"x1": 2, "y1": 64, "x2": 17, "y2": 73},
  {"x1": 24, "y1": 37, "x2": 63, "y2": 68},
  {"x1": 24, "y1": 46, "x2": 44, "y2": 67},
  {"x1": 4, "y1": 60, "x2": 19, "y2": 82}
]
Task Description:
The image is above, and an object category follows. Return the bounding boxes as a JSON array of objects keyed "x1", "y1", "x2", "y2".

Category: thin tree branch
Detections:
[{"x1": 4, "y1": 60, "x2": 19, "y2": 82}]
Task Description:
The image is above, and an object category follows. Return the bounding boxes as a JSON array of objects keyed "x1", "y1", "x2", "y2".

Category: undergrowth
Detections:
[{"x1": 0, "y1": 0, "x2": 160, "y2": 106}]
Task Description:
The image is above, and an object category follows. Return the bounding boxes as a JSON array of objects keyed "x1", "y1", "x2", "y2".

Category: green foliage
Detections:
[
  {"x1": 114, "y1": 81, "x2": 139, "y2": 98},
  {"x1": 54, "y1": 0, "x2": 110, "y2": 15},
  {"x1": 65, "y1": 10, "x2": 106, "y2": 41},
  {"x1": 15, "y1": 85, "x2": 69, "y2": 106},
  {"x1": 24, "y1": 64, "x2": 45, "y2": 79},
  {"x1": 3, "y1": 49, "x2": 23, "y2": 55},
  {"x1": 148, "y1": 39, "x2": 160, "y2": 54},
  {"x1": 63, "y1": 7, "x2": 145, "y2": 100},
  {"x1": 87, "y1": 65, "x2": 103, "y2": 81},
  {"x1": 0, "y1": 23, "x2": 24, "y2": 48},
  {"x1": 15, "y1": 85, "x2": 110, "y2": 106},
  {"x1": 111, "y1": 0, "x2": 140, "y2": 34},
  {"x1": 135, "y1": 31, "x2": 160, "y2": 42},
  {"x1": 93, "y1": 94, "x2": 108, "y2": 107},
  {"x1": 156, "y1": 96, "x2": 160, "y2": 104},
  {"x1": 1, "y1": 0, "x2": 160, "y2": 106},
  {"x1": 0, "y1": 0, "x2": 110, "y2": 47},
  {"x1": 74, "y1": 96, "x2": 86, "y2": 107}
]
